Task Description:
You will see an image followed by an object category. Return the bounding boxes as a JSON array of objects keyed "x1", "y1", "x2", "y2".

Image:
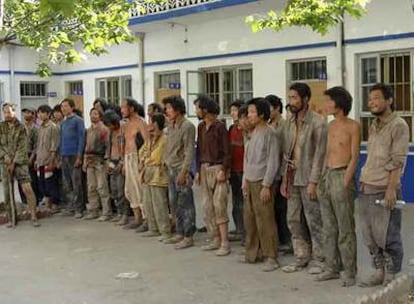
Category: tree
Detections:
[
  {"x1": 246, "y1": 0, "x2": 371, "y2": 35},
  {"x1": 0, "y1": 0, "x2": 145, "y2": 77}
]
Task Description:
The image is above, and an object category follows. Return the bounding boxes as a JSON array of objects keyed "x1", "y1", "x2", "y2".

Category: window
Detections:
[
  {"x1": 20, "y1": 82, "x2": 47, "y2": 97},
  {"x1": 202, "y1": 65, "x2": 253, "y2": 115},
  {"x1": 359, "y1": 52, "x2": 413, "y2": 142},
  {"x1": 154, "y1": 71, "x2": 181, "y2": 103},
  {"x1": 97, "y1": 76, "x2": 131, "y2": 105},
  {"x1": 291, "y1": 59, "x2": 327, "y2": 81},
  {"x1": 68, "y1": 81, "x2": 83, "y2": 96}
]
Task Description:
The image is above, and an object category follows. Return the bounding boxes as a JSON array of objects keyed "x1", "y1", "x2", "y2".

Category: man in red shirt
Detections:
[{"x1": 228, "y1": 100, "x2": 245, "y2": 243}]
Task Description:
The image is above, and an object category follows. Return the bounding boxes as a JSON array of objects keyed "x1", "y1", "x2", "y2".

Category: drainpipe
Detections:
[
  {"x1": 336, "y1": 19, "x2": 345, "y2": 87},
  {"x1": 135, "y1": 32, "x2": 145, "y2": 107},
  {"x1": 8, "y1": 45, "x2": 15, "y2": 105}
]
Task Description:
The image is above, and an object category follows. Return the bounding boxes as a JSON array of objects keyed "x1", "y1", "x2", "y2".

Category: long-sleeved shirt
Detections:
[
  {"x1": 142, "y1": 134, "x2": 168, "y2": 187},
  {"x1": 36, "y1": 120, "x2": 60, "y2": 167},
  {"x1": 0, "y1": 119, "x2": 29, "y2": 165},
  {"x1": 196, "y1": 119, "x2": 230, "y2": 172},
  {"x1": 281, "y1": 110, "x2": 327, "y2": 186},
  {"x1": 25, "y1": 122, "x2": 38, "y2": 156},
  {"x1": 229, "y1": 123, "x2": 244, "y2": 173},
  {"x1": 84, "y1": 121, "x2": 110, "y2": 159},
  {"x1": 270, "y1": 117, "x2": 286, "y2": 181},
  {"x1": 360, "y1": 112, "x2": 409, "y2": 189},
  {"x1": 243, "y1": 125, "x2": 279, "y2": 187},
  {"x1": 60, "y1": 114, "x2": 85, "y2": 157},
  {"x1": 164, "y1": 117, "x2": 195, "y2": 174}
]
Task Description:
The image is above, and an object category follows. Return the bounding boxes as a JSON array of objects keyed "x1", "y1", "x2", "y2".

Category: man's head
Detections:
[
  {"x1": 149, "y1": 113, "x2": 165, "y2": 137},
  {"x1": 162, "y1": 95, "x2": 186, "y2": 122},
  {"x1": 121, "y1": 97, "x2": 145, "y2": 119},
  {"x1": 52, "y1": 104, "x2": 64, "y2": 122},
  {"x1": 194, "y1": 94, "x2": 218, "y2": 120},
  {"x1": 102, "y1": 110, "x2": 121, "y2": 131},
  {"x1": 264, "y1": 94, "x2": 283, "y2": 120},
  {"x1": 229, "y1": 100, "x2": 244, "y2": 122},
  {"x1": 90, "y1": 108, "x2": 102, "y2": 124},
  {"x1": 2, "y1": 103, "x2": 17, "y2": 122},
  {"x1": 324, "y1": 86, "x2": 353, "y2": 116},
  {"x1": 93, "y1": 98, "x2": 110, "y2": 114},
  {"x1": 247, "y1": 97, "x2": 270, "y2": 127},
  {"x1": 147, "y1": 103, "x2": 163, "y2": 119},
  {"x1": 22, "y1": 107, "x2": 36, "y2": 123},
  {"x1": 37, "y1": 105, "x2": 52, "y2": 122},
  {"x1": 238, "y1": 104, "x2": 253, "y2": 132},
  {"x1": 288, "y1": 82, "x2": 311, "y2": 114},
  {"x1": 60, "y1": 98, "x2": 76, "y2": 117},
  {"x1": 368, "y1": 83, "x2": 395, "y2": 116}
]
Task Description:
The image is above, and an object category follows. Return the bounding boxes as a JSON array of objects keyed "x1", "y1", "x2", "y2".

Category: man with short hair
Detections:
[
  {"x1": 280, "y1": 82, "x2": 327, "y2": 274},
  {"x1": 242, "y1": 97, "x2": 280, "y2": 272},
  {"x1": 147, "y1": 103, "x2": 163, "y2": 123},
  {"x1": 121, "y1": 98, "x2": 149, "y2": 230},
  {"x1": 194, "y1": 95, "x2": 231, "y2": 256},
  {"x1": 315, "y1": 87, "x2": 360, "y2": 287},
  {"x1": 83, "y1": 108, "x2": 112, "y2": 221},
  {"x1": 265, "y1": 94, "x2": 291, "y2": 253},
  {"x1": 36, "y1": 105, "x2": 60, "y2": 213},
  {"x1": 0, "y1": 103, "x2": 40, "y2": 227},
  {"x1": 163, "y1": 96, "x2": 196, "y2": 249},
  {"x1": 358, "y1": 83, "x2": 409, "y2": 287},
  {"x1": 60, "y1": 98, "x2": 86, "y2": 218}
]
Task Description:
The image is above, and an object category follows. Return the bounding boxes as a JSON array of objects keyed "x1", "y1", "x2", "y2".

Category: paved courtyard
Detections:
[{"x1": 1, "y1": 185, "x2": 414, "y2": 304}]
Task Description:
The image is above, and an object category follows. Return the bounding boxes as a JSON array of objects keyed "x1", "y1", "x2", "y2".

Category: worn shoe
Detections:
[
  {"x1": 308, "y1": 260, "x2": 325, "y2": 275},
  {"x1": 174, "y1": 238, "x2": 194, "y2": 250},
  {"x1": 383, "y1": 273, "x2": 395, "y2": 286},
  {"x1": 123, "y1": 221, "x2": 142, "y2": 230},
  {"x1": 116, "y1": 215, "x2": 129, "y2": 226},
  {"x1": 31, "y1": 219, "x2": 41, "y2": 228},
  {"x1": 341, "y1": 273, "x2": 356, "y2": 287},
  {"x1": 215, "y1": 246, "x2": 231, "y2": 256},
  {"x1": 135, "y1": 223, "x2": 148, "y2": 233},
  {"x1": 358, "y1": 269, "x2": 384, "y2": 288},
  {"x1": 83, "y1": 213, "x2": 99, "y2": 220},
  {"x1": 163, "y1": 236, "x2": 184, "y2": 244},
  {"x1": 141, "y1": 231, "x2": 161, "y2": 237},
  {"x1": 262, "y1": 258, "x2": 280, "y2": 272},
  {"x1": 98, "y1": 215, "x2": 111, "y2": 222},
  {"x1": 111, "y1": 215, "x2": 122, "y2": 222},
  {"x1": 282, "y1": 262, "x2": 307, "y2": 273},
  {"x1": 74, "y1": 212, "x2": 84, "y2": 219},
  {"x1": 158, "y1": 234, "x2": 172, "y2": 242},
  {"x1": 315, "y1": 271, "x2": 340, "y2": 282},
  {"x1": 201, "y1": 243, "x2": 220, "y2": 251}
]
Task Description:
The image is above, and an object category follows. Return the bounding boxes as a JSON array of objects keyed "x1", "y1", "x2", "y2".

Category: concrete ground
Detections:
[{"x1": 1, "y1": 185, "x2": 413, "y2": 304}]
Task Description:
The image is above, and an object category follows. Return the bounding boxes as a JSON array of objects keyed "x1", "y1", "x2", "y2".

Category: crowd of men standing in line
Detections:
[{"x1": 0, "y1": 82, "x2": 409, "y2": 289}]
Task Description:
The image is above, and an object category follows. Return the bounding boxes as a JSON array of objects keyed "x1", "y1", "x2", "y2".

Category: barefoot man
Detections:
[
  {"x1": 315, "y1": 87, "x2": 360, "y2": 287},
  {"x1": 121, "y1": 98, "x2": 149, "y2": 230}
]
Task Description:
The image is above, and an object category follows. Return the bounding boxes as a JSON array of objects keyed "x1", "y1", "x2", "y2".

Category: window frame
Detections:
[
  {"x1": 20, "y1": 81, "x2": 48, "y2": 98},
  {"x1": 95, "y1": 75, "x2": 132, "y2": 105}
]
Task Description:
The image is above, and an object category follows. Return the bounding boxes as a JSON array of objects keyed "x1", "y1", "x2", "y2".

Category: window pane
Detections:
[
  {"x1": 404, "y1": 55, "x2": 410, "y2": 82},
  {"x1": 239, "y1": 69, "x2": 252, "y2": 91},
  {"x1": 401, "y1": 116, "x2": 413, "y2": 142},
  {"x1": 223, "y1": 92, "x2": 234, "y2": 115},
  {"x1": 396, "y1": 56, "x2": 403, "y2": 83},
  {"x1": 362, "y1": 57, "x2": 377, "y2": 84},
  {"x1": 239, "y1": 92, "x2": 253, "y2": 102},
  {"x1": 99, "y1": 82, "x2": 105, "y2": 97},
  {"x1": 362, "y1": 86, "x2": 371, "y2": 112},
  {"x1": 223, "y1": 70, "x2": 233, "y2": 92},
  {"x1": 361, "y1": 117, "x2": 374, "y2": 142},
  {"x1": 292, "y1": 63, "x2": 298, "y2": 81},
  {"x1": 299, "y1": 62, "x2": 306, "y2": 80}
]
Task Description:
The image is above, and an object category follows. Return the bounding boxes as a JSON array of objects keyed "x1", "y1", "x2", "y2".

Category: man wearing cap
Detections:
[
  {"x1": 20, "y1": 107, "x2": 40, "y2": 205},
  {"x1": 0, "y1": 103, "x2": 40, "y2": 227}
]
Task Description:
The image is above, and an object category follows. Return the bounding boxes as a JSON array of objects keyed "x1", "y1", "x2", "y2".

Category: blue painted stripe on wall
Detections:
[
  {"x1": 52, "y1": 64, "x2": 138, "y2": 76},
  {"x1": 129, "y1": 0, "x2": 258, "y2": 25},
  {"x1": 345, "y1": 32, "x2": 414, "y2": 45}
]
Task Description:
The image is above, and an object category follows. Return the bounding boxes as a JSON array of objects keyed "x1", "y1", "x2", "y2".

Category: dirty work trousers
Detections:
[
  {"x1": 124, "y1": 153, "x2": 143, "y2": 211},
  {"x1": 244, "y1": 180, "x2": 278, "y2": 262},
  {"x1": 200, "y1": 164, "x2": 229, "y2": 239},
  {"x1": 86, "y1": 160, "x2": 111, "y2": 216},
  {"x1": 168, "y1": 167, "x2": 196, "y2": 238},
  {"x1": 109, "y1": 163, "x2": 129, "y2": 216},
  {"x1": 359, "y1": 191, "x2": 403, "y2": 274},
  {"x1": 61, "y1": 156, "x2": 84, "y2": 213},
  {"x1": 287, "y1": 185, "x2": 324, "y2": 265},
  {"x1": 230, "y1": 171, "x2": 244, "y2": 236},
  {"x1": 318, "y1": 168, "x2": 357, "y2": 276}
]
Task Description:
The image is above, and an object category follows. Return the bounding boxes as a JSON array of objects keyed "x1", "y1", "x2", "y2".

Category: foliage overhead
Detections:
[
  {"x1": 246, "y1": 0, "x2": 371, "y2": 35},
  {"x1": 0, "y1": 0, "x2": 146, "y2": 77}
]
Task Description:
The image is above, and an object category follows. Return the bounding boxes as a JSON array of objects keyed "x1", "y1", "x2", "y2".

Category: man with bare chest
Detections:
[
  {"x1": 121, "y1": 98, "x2": 149, "y2": 230},
  {"x1": 315, "y1": 87, "x2": 360, "y2": 287}
]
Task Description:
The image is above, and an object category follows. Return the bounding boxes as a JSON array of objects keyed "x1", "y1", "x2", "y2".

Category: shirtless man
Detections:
[
  {"x1": 315, "y1": 87, "x2": 360, "y2": 287},
  {"x1": 120, "y1": 98, "x2": 149, "y2": 230}
]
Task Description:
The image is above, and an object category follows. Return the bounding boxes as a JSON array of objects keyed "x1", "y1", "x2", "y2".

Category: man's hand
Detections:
[
  {"x1": 74, "y1": 156, "x2": 82, "y2": 168},
  {"x1": 280, "y1": 176, "x2": 288, "y2": 198},
  {"x1": 194, "y1": 173, "x2": 200, "y2": 186},
  {"x1": 176, "y1": 171, "x2": 187, "y2": 187},
  {"x1": 260, "y1": 186, "x2": 271, "y2": 203},
  {"x1": 307, "y1": 182, "x2": 318, "y2": 200},
  {"x1": 242, "y1": 180, "x2": 247, "y2": 197},
  {"x1": 384, "y1": 187, "x2": 397, "y2": 210},
  {"x1": 216, "y1": 170, "x2": 226, "y2": 182}
]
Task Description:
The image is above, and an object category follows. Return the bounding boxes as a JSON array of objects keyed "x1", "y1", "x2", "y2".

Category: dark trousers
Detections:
[
  {"x1": 274, "y1": 180, "x2": 291, "y2": 245},
  {"x1": 359, "y1": 192, "x2": 403, "y2": 274},
  {"x1": 230, "y1": 171, "x2": 244, "y2": 235},
  {"x1": 38, "y1": 166, "x2": 60, "y2": 205},
  {"x1": 61, "y1": 155, "x2": 85, "y2": 212},
  {"x1": 109, "y1": 170, "x2": 129, "y2": 216},
  {"x1": 168, "y1": 168, "x2": 196, "y2": 238}
]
